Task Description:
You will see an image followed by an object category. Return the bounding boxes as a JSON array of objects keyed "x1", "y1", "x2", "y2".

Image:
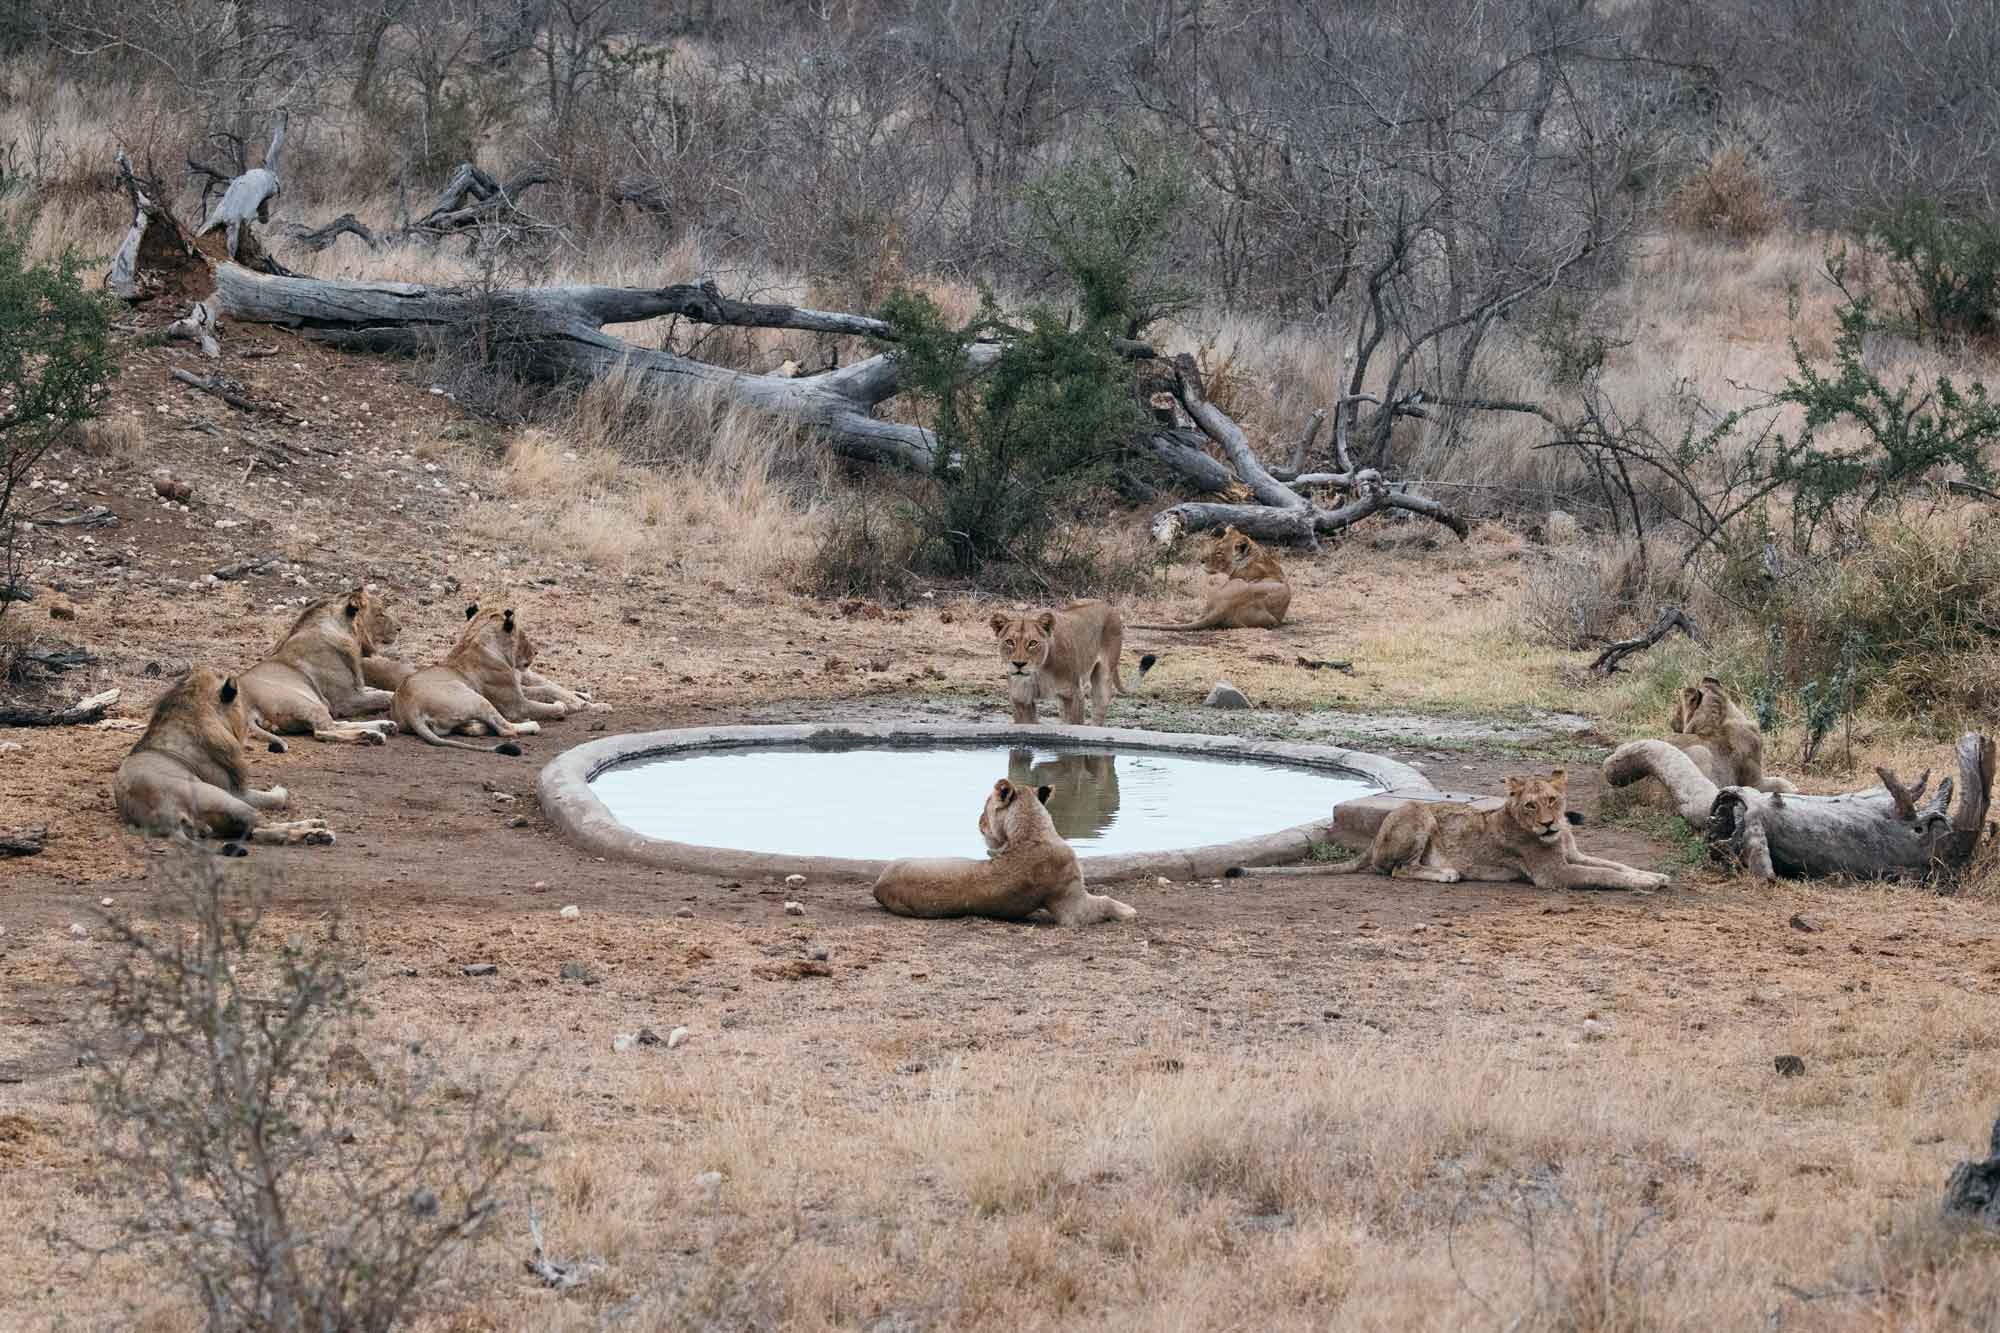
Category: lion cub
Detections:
[
  {"x1": 1669, "y1": 676, "x2": 1794, "y2": 793},
  {"x1": 991, "y1": 599, "x2": 1140, "y2": 725},
  {"x1": 1331, "y1": 769, "x2": 1669, "y2": 891},
  {"x1": 116, "y1": 667, "x2": 334, "y2": 846},
  {"x1": 1135, "y1": 525, "x2": 1291, "y2": 631},
  {"x1": 873, "y1": 778, "x2": 1137, "y2": 925}
]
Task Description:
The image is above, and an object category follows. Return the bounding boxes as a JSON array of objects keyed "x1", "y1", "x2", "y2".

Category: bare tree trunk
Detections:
[{"x1": 1602, "y1": 733, "x2": 1996, "y2": 882}]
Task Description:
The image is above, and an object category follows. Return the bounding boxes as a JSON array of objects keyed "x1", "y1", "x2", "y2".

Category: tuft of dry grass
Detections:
[{"x1": 1666, "y1": 145, "x2": 1784, "y2": 242}]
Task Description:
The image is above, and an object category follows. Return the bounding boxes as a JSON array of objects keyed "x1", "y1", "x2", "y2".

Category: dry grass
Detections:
[{"x1": 1666, "y1": 145, "x2": 1784, "y2": 241}]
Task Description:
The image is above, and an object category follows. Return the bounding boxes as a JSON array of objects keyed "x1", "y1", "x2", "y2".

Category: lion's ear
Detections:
[
  {"x1": 219, "y1": 677, "x2": 238, "y2": 705},
  {"x1": 1037, "y1": 785, "x2": 1053, "y2": 805},
  {"x1": 465, "y1": 603, "x2": 480, "y2": 620},
  {"x1": 344, "y1": 599, "x2": 362, "y2": 620},
  {"x1": 1036, "y1": 611, "x2": 1056, "y2": 634},
  {"x1": 993, "y1": 779, "x2": 1016, "y2": 805},
  {"x1": 1505, "y1": 775, "x2": 1525, "y2": 793},
  {"x1": 502, "y1": 608, "x2": 516, "y2": 632},
  {"x1": 1235, "y1": 540, "x2": 1249, "y2": 555},
  {"x1": 989, "y1": 613, "x2": 1011, "y2": 636},
  {"x1": 1548, "y1": 768, "x2": 1568, "y2": 789}
]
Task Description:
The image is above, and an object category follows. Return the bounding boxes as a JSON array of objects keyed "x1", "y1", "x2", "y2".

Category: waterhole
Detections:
[{"x1": 587, "y1": 743, "x2": 1379, "y2": 861}]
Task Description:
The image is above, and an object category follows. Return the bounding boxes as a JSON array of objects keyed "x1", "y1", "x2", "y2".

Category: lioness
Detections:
[
  {"x1": 115, "y1": 666, "x2": 334, "y2": 846},
  {"x1": 1134, "y1": 526, "x2": 1292, "y2": 631},
  {"x1": 237, "y1": 586, "x2": 403, "y2": 750},
  {"x1": 873, "y1": 778, "x2": 1137, "y2": 925},
  {"x1": 1670, "y1": 676, "x2": 1794, "y2": 793},
  {"x1": 1327, "y1": 769, "x2": 1669, "y2": 891},
  {"x1": 391, "y1": 604, "x2": 590, "y2": 752},
  {"x1": 992, "y1": 600, "x2": 1144, "y2": 725}
]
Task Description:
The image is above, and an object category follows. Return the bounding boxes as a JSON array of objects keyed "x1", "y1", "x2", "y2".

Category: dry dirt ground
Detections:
[{"x1": 3, "y1": 328, "x2": 1999, "y2": 1330}]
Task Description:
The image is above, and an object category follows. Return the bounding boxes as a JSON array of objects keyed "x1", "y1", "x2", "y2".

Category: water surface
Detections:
[{"x1": 589, "y1": 743, "x2": 1377, "y2": 860}]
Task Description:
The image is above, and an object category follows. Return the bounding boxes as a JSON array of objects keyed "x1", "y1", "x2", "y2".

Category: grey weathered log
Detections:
[
  {"x1": 1167, "y1": 353, "x2": 1309, "y2": 514},
  {"x1": 0, "y1": 827, "x2": 46, "y2": 857},
  {"x1": 1137, "y1": 429, "x2": 1235, "y2": 494},
  {"x1": 1151, "y1": 467, "x2": 1470, "y2": 547},
  {"x1": 1943, "y1": 1112, "x2": 2000, "y2": 1228},
  {"x1": 199, "y1": 111, "x2": 287, "y2": 263},
  {"x1": 286, "y1": 213, "x2": 377, "y2": 252},
  {"x1": 1601, "y1": 732, "x2": 1995, "y2": 881},
  {"x1": 1270, "y1": 409, "x2": 1326, "y2": 482},
  {"x1": 107, "y1": 150, "x2": 202, "y2": 301},
  {"x1": 166, "y1": 301, "x2": 221, "y2": 358},
  {"x1": 171, "y1": 368, "x2": 274, "y2": 414},
  {"x1": 211, "y1": 265, "x2": 977, "y2": 469}
]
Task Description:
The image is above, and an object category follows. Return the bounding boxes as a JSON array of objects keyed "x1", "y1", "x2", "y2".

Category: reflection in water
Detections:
[
  {"x1": 589, "y1": 744, "x2": 1378, "y2": 861},
  {"x1": 1006, "y1": 749, "x2": 1121, "y2": 841}
]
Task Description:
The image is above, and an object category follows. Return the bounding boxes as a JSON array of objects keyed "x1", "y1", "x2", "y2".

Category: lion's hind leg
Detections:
[
  {"x1": 184, "y1": 782, "x2": 328, "y2": 846},
  {"x1": 1043, "y1": 875, "x2": 1137, "y2": 925}
]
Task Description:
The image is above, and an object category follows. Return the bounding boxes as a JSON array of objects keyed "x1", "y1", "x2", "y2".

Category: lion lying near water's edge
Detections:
[{"x1": 873, "y1": 778, "x2": 1138, "y2": 925}]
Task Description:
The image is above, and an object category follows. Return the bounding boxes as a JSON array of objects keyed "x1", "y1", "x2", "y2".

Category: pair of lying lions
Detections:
[{"x1": 116, "y1": 592, "x2": 600, "y2": 847}]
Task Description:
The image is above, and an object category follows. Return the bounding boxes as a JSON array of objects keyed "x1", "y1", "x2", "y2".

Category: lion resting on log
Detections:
[
  {"x1": 115, "y1": 667, "x2": 334, "y2": 846},
  {"x1": 1134, "y1": 525, "x2": 1291, "y2": 631},
  {"x1": 1666, "y1": 676, "x2": 1793, "y2": 794},
  {"x1": 873, "y1": 778, "x2": 1137, "y2": 925},
  {"x1": 237, "y1": 586, "x2": 405, "y2": 749},
  {"x1": 1323, "y1": 769, "x2": 1668, "y2": 890}
]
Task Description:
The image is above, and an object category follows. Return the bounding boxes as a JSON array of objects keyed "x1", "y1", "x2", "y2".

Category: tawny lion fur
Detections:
[
  {"x1": 391, "y1": 603, "x2": 604, "y2": 752},
  {"x1": 991, "y1": 599, "x2": 1138, "y2": 725},
  {"x1": 1329, "y1": 768, "x2": 1669, "y2": 891},
  {"x1": 115, "y1": 666, "x2": 334, "y2": 845},
  {"x1": 1667, "y1": 676, "x2": 1795, "y2": 793},
  {"x1": 872, "y1": 778, "x2": 1137, "y2": 925},
  {"x1": 237, "y1": 586, "x2": 404, "y2": 750},
  {"x1": 1133, "y1": 525, "x2": 1291, "y2": 631}
]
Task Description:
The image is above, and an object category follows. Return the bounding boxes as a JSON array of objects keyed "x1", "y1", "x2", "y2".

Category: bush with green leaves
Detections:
[
  {"x1": 881, "y1": 289, "x2": 1145, "y2": 580},
  {"x1": 1, "y1": 230, "x2": 115, "y2": 614},
  {"x1": 1861, "y1": 195, "x2": 2000, "y2": 345}
]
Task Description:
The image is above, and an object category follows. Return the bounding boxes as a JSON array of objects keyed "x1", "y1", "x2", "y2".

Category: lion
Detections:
[
  {"x1": 873, "y1": 778, "x2": 1137, "y2": 925},
  {"x1": 1669, "y1": 676, "x2": 1794, "y2": 793},
  {"x1": 991, "y1": 600, "x2": 1148, "y2": 725},
  {"x1": 115, "y1": 666, "x2": 334, "y2": 846},
  {"x1": 1321, "y1": 769, "x2": 1669, "y2": 890},
  {"x1": 1134, "y1": 525, "x2": 1292, "y2": 631},
  {"x1": 391, "y1": 604, "x2": 597, "y2": 752},
  {"x1": 237, "y1": 587, "x2": 404, "y2": 750},
  {"x1": 1006, "y1": 748, "x2": 1121, "y2": 841}
]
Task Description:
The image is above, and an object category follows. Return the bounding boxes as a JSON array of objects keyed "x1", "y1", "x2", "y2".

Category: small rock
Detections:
[
  {"x1": 559, "y1": 961, "x2": 600, "y2": 985},
  {"x1": 462, "y1": 963, "x2": 498, "y2": 977},
  {"x1": 99, "y1": 897, "x2": 113, "y2": 907},
  {"x1": 612, "y1": 1032, "x2": 638, "y2": 1053},
  {"x1": 637, "y1": 1027, "x2": 662, "y2": 1046},
  {"x1": 1155, "y1": 876, "x2": 1173, "y2": 886},
  {"x1": 48, "y1": 598, "x2": 77, "y2": 622},
  {"x1": 667, "y1": 1026, "x2": 690, "y2": 1049},
  {"x1": 1789, "y1": 914, "x2": 1822, "y2": 933},
  {"x1": 809, "y1": 946, "x2": 829, "y2": 962},
  {"x1": 1774, "y1": 1054, "x2": 1807, "y2": 1077},
  {"x1": 559, "y1": 904, "x2": 580, "y2": 919},
  {"x1": 692, "y1": 1171, "x2": 722, "y2": 1198},
  {"x1": 532, "y1": 880, "x2": 548, "y2": 891},
  {"x1": 67, "y1": 923, "x2": 88, "y2": 939},
  {"x1": 153, "y1": 475, "x2": 192, "y2": 503},
  {"x1": 785, "y1": 873, "x2": 807, "y2": 887},
  {"x1": 674, "y1": 907, "x2": 695, "y2": 918},
  {"x1": 1203, "y1": 680, "x2": 1250, "y2": 709},
  {"x1": 784, "y1": 901, "x2": 805, "y2": 916},
  {"x1": 0, "y1": 741, "x2": 20, "y2": 755},
  {"x1": 508, "y1": 815, "x2": 529, "y2": 828},
  {"x1": 1580, "y1": 1018, "x2": 1609, "y2": 1040}
]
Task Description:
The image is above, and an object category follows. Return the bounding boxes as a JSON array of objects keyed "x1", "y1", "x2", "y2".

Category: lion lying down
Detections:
[
  {"x1": 873, "y1": 778, "x2": 1137, "y2": 925},
  {"x1": 115, "y1": 667, "x2": 334, "y2": 847}
]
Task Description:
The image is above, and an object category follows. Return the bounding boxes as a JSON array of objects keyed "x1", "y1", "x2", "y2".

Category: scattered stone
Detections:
[
  {"x1": 667, "y1": 1026, "x2": 690, "y2": 1049},
  {"x1": 532, "y1": 880, "x2": 548, "y2": 891},
  {"x1": 490, "y1": 791, "x2": 517, "y2": 805},
  {"x1": 99, "y1": 896, "x2": 113, "y2": 907},
  {"x1": 47, "y1": 598, "x2": 77, "y2": 622},
  {"x1": 559, "y1": 904, "x2": 580, "y2": 919},
  {"x1": 1155, "y1": 876, "x2": 1173, "y2": 886},
  {"x1": 809, "y1": 946, "x2": 829, "y2": 962},
  {"x1": 784, "y1": 873, "x2": 807, "y2": 887},
  {"x1": 67, "y1": 923, "x2": 87, "y2": 939},
  {"x1": 1789, "y1": 914, "x2": 1822, "y2": 933},
  {"x1": 1774, "y1": 1055, "x2": 1807, "y2": 1077},
  {"x1": 1203, "y1": 680, "x2": 1249, "y2": 709},
  {"x1": 559, "y1": 962, "x2": 600, "y2": 985},
  {"x1": 612, "y1": 1032, "x2": 638, "y2": 1053},
  {"x1": 1580, "y1": 1018, "x2": 1609, "y2": 1041},
  {"x1": 784, "y1": 901, "x2": 806, "y2": 916},
  {"x1": 674, "y1": 907, "x2": 695, "y2": 918},
  {"x1": 692, "y1": 1171, "x2": 723, "y2": 1199},
  {"x1": 508, "y1": 815, "x2": 529, "y2": 828},
  {"x1": 1942, "y1": 1112, "x2": 2000, "y2": 1228},
  {"x1": 153, "y1": 475, "x2": 192, "y2": 503},
  {"x1": 753, "y1": 959, "x2": 833, "y2": 980},
  {"x1": 637, "y1": 1027, "x2": 662, "y2": 1046},
  {"x1": 0, "y1": 742, "x2": 20, "y2": 755},
  {"x1": 462, "y1": 963, "x2": 498, "y2": 977}
]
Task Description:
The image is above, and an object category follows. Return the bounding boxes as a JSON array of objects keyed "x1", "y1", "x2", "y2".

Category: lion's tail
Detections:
[
  {"x1": 406, "y1": 714, "x2": 523, "y2": 756},
  {"x1": 1112, "y1": 653, "x2": 1158, "y2": 696}
]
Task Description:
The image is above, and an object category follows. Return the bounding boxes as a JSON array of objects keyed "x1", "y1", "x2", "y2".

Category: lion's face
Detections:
[
  {"x1": 345, "y1": 587, "x2": 399, "y2": 655},
  {"x1": 1202, "y1": 527, "x2": 1255, "y2": 575},
  {"x1": 1504, "y1": 769, "x2": 1569, "y2": 843},
  {"x1": 979, "y1": 777, "x2": 1052, "y2": 851},
  {"x1": 990, "y1": 612, "x2": 1056, "y2": 694}
]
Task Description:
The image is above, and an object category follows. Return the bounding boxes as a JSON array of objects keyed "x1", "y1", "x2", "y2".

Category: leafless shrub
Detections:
[
  {"x1": 77, "y1": 852, "x2": 532, "y2": 1332},
  {"x1": 1451, "y1": 1174, "x2": 1672, "y2": 1333},
  {"x1": 1666, "y1": 145, "x2": 1781, "y2": 240},
  {"x1": 1520, "y1": 540, "x2": 1685, "y2": 651}
]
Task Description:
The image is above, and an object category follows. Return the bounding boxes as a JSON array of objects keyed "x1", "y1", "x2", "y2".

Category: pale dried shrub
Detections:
[
  {"x1": 1519, "y1": 539, "x2": 1683, "y2": 650},
  {"x1": 1666, "y1": 147, "x2": 1782, "y2": 242}
]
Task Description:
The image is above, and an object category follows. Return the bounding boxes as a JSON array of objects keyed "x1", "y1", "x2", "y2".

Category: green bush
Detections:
[
  {"x1": 1862, "y1": 195, "x2": 2000, "y2": 344},
  {"x1": 1, "y1": 229, "x2": 114, "y2": 617}
]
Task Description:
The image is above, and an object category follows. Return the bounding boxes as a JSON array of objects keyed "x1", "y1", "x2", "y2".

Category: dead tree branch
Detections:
[
  {"x1": 0, "y1": 687, "x2": 119, "y2": 727},
  {"x1": 1588, "y1": 606, "x2": 1702, "y2": 675}
]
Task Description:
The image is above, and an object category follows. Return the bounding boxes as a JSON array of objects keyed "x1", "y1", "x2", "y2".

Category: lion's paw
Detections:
[
  {"x1": 266, "y1": 786, "x2": 290, "y2": 806},
  {"x1": 358, "y1": 729, "x2": 385, "y2": 746},
  {"x1": 512, "y1": 720, "x2": 542, "y2": 735},
  {"x1": 302, "y1": 829, "x2": 336, "y2": 847},
  {"x1": 1440, "y1": 869, "x2": 1462, "y2": 883}
]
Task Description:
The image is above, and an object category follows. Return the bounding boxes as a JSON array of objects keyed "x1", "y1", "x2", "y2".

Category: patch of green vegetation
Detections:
[
  {"x1": 1595, "y1": 788, "x2": 1710, "y2": 871},
  {"x1": 1306, "y1": 839, "x2": 1357, "y2": 862}
]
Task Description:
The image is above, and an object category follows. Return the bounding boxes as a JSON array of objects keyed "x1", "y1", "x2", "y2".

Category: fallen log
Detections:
[
  {"x1": 166, "y1": 301, "x2": 221, "y2": 358},
  {"x1": 0, "y1": 827, "x2": 46, "y2": 858},
  {"x1": 1589, "y1": 605, "x2": 1701, "y2": 675},
  {"x1": 1151, "y1": 468, "x2": 1470, "y2": 547},
  {"x1": 107, "y1": 150, "x2": 202, "y2": 302},
  {"x1": 170, "y1": 369, "x2": 277, "y2": 414},
  {"x1": 1602, "y1": 733, "x2": 1996, "y2": 881},
  {"x1": 198, "y1": 110, "x2": 286, "y2": 263},
  {"x1": 212, "y1": 554, "x2": 281, "y2": 581},
  {"x1": 0, "y1": 688, "x2": 119, "y2": 727}
]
